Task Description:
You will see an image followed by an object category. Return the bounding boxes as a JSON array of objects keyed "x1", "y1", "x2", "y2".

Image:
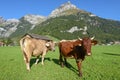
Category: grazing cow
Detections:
[
  {"x1": 58, "y1": 37, "x2": 97, "y2": 77},
  {"x1": 0, "y1": 41, "x2": 4, "y2": 46},
  {"x1": 20, "y1": 34, "x2": 55, "y2": 71}
]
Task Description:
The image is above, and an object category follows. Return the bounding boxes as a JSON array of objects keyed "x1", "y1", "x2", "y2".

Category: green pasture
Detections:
[{"x1": 0, "y1": 45, "x2": 120, "y2": 80}]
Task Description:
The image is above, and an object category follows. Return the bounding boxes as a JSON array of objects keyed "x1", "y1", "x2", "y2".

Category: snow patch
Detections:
[
  {"x1": 67, "y1": 26, "x2": 82, "y2": 33},
  {"x1": 89, "y1": 14, "x2": 96, "y2": 17}
]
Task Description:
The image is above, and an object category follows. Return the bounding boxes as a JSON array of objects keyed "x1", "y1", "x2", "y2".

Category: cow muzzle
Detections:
[
  {"x1": 51, "y1": 48, "x2": 55, "y2": 52},
  {"x1": 87, "y1": 53, "x2": 91, "y2": 56},
  {"x1": 52, "y1": 49, "x2": 55, "y2": 52}
]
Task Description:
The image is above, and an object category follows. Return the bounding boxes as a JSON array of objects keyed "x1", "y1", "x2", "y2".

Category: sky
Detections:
[{"x1": 0, "y1": 0, "x2": 120, "y2": 21}]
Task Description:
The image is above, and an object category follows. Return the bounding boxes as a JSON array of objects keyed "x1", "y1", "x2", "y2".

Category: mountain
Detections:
[
  {"x1": 9, "y1": 14, "x2": 46, "y2": 38},
  {"x1": 0, "y1": 14, "x2": 46, "y2": 38},
  {"x1": 31, "y1": 13, "x2": 120, "y2": 43},
  {"x1": 30, "y1": 1, "x2": 120, "y2": 44},
  {"x1": 0, "y1": 1, "x2": 120, "y2": 44},
  {"x1": 0, "y1": 17, "x2": 20, "y2": 38}
]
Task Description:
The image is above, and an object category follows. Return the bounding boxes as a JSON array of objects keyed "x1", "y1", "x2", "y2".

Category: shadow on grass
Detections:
[
  {"x1": 103, "y1": 52, "x2": 120, "y2": 56},
  {"x1": 30, "y1": 57, "x2": 51, "y2": 67},
  {"x1": 52, "y1": 59, "x2": 78, "y2": 75}
]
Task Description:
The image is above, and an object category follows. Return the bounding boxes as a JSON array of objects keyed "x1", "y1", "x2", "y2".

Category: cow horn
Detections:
[
  {"x1": 78, "y1": 44, "x2": 81, "y2": 46},
  {"x1": 78, "y1": 38, "x2": 82, "y2": 41},
  {"x1": 78, "y1": 36, "x2": 82, "y2": 40},
  {"x1": 91, "y1": 36, "x2": 95, "y2": 40}
]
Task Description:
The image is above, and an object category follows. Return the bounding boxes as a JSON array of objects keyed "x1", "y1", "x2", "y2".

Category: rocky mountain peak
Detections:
[
  {"x1": 0, "y1": 17, "x2": 6, "y2": 24},
  {"x1": 59, "y1": 1, "x2": 77, "y2": 10},
  {"x1": 6, "y1": 19, "x2": 20, "y2": 24},
  {"x1": 49, "y1": 1, "x2": 79, "y2": 18},
  {"x1": 23, "y1": 14, "x2": 46, "y2": 24}
]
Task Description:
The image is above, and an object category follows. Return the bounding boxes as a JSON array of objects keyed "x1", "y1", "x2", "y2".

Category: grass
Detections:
[{"x1": 0, "y1": 45, "x2": 120, "y2": 80}]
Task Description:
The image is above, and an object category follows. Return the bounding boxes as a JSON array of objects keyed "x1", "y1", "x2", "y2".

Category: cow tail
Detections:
[
  {"x1": 20, "y1": 38, "x2": 25, "y2": 50},
  {"x1": 20, "y1": 38, "x2": 28, "y2": 63}
]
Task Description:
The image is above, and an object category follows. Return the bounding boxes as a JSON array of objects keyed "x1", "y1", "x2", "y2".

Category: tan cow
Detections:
[{"x1": 20, "y1": 35, "x2": 55, "y2": 71}]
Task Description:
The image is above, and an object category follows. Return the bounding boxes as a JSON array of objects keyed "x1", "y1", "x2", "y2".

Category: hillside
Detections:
[{"x1": 31, "y1": 12, "x2": 120, "y2": 43}]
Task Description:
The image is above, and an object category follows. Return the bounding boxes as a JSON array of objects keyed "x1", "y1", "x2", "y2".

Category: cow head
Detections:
[
  {"x1": 46, "y1": 41, "x2": 55, "y2": 51},
  {"x1": 79, "y1": 37, "x2": 98, "y2": 56}
]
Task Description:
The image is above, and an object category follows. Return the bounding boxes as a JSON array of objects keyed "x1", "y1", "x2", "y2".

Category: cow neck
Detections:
[{"x1": 73, "y1": 40, "x2": 81, "y2": 46}]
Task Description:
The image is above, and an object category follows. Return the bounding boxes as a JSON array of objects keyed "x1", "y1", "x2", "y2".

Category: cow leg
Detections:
[
  {"x1": 76, "y1": 59, "x2": 82, "y2": 77},
  {"x1": 59, "y1": 54, "x2": 64, "y2": 67},
  {"x1": 64, "y1": 58, "x2": 68, "y2": 67},
  {"x1": 26, "y1": 61, "x2": 30, "y2": 71},
  {"x1": 35, "y1": 56, "x2": 39, "y2": 65},
  {"x1": 23, "y1": 51, "x2": 31, "y2": 71},
  {"x1": 26, "y1": 57, "x2": 31, "y2": 71},
  {"x1": 41, "y1": 55, "x2": 45, "y2": 65},
  {"x1": 41, "y1": 51, "x2": 46, "y2": 65}
]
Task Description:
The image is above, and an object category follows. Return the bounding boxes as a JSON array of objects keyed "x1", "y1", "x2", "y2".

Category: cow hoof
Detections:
[
  {"x1": 78, "y1": 73, "x2": 82, "y2": 77},
  {"x1": 27, "y1": 69, "x2": 30, "y2": 72},
  {"x1": 41, "y1": 63, "x2": 44, "y2": 65},
  {"x1": 60, "y1": 63, "x2": 64, "y2": 67},
  {"x1": 61, "y1": 65, "x2": 64, "y2": 68},
  {"x1": 35, "y1": 63, "x2": 38, "y2": 65}
]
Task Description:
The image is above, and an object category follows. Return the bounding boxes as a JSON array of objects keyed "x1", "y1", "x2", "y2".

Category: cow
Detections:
[
  {"x1": 0, "y1": 41, "x2": 4, "y2": 46},
  {"x1": 58, "y1": 37, "x2": 97, "y2": 77},
  {"x1": 20, "y1": 34, "x2": 55, "y2": 71}
]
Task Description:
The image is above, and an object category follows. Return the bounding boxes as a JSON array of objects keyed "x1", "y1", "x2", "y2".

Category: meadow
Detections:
[{"x1": 0, "y1": 45, "x2": 120, "y2": 80}]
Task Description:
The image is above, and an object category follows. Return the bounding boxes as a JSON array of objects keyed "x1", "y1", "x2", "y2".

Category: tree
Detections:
[{"x1": 2, "y1": 38, "x2": 13, "y2": 46}]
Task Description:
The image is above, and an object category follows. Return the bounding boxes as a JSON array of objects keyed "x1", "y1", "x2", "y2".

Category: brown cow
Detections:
[
  {"x1": 20, "y1": 34, "x2": 55, "y2": 71},
  {"x1": 58, "y1": 37, "x2": 97, "y2": 77}
]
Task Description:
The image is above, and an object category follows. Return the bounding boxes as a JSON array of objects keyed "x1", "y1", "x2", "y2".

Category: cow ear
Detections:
[
  {"x1": 78, "y1": 38, "x2": 82, "y2": 41},
  {"x1": 92, "y1": 40, "x2": 98, "y2": 45},
  {"x1": 54, "y1": 41, "x2": 58, "y2": 46},
  {"x1": 78, "y1": 44, "x2": 81, "y2": 46},
  {"x1": 46, "y1": 42, "x2": 50, "y2": 47}
]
